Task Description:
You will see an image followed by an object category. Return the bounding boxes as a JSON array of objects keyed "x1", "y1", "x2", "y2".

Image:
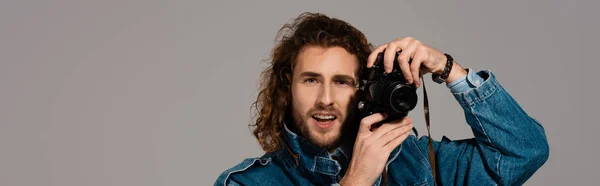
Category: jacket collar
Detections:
[
  {"x1": 279, "y1": 122, "x2": 347, "y2": 176},
  {"x1": 278, "y1": 121, "x2": 404, "y2": 185}
]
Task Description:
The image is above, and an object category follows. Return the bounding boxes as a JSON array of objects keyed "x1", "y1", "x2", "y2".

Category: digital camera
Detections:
[{"x1": 357, "y1": 50, "x2": 418, "y2": 124}]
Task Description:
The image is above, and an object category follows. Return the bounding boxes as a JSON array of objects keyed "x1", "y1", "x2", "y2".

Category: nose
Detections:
[{"x1": 317, "y1": 83, "x2": 334, "y2": 106}]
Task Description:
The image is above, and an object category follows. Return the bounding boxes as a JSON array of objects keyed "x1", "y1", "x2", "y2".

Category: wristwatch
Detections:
[{"x1": 432, "y1": 53, "x2": 454, "y2": 84}]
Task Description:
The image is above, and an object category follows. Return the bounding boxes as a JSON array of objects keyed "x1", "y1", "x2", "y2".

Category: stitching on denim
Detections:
[
  {"x1": 275, "y1": 150, "x2": 305, "y2": 182},
  {"x1": 222, "y1": 158, "x2": 262, "y2": 186},
  {"x1": 452, "y1": 72, "x2": 499, "y2": 107},
  {"x1": 314, "y1": 156, "x2": 339, "y2": 176},
  {"x1": 496, "y1": 153, "x2": 502, "y2": 185},
  {"x1": 469, "y1": 105, "x2": 500, "y2": 174},
  {"x1": 312, "y1": 156, "x2": 317, "y2": 172},
  {"x1": 460, "y1": 83, "x2": 497, "y2": 107},
  {"x1": 375, "y1": 175, "x2": 382, "y2": 186},
  {"x1": 471, "y1": 106, "x2": 498, "y2": 149},
  {"x1": 283, "y1": 122, "x2": 299, "y2": 138},
  {"x1": 474, "y1": 85, "x2": 498, "y2": 105},
  {"x1": 337, "y1": 147, "x2": 349, "y2": 162},
  {"x1": 386, "y1": 142, "x2": 403, "y2": 169},
  {"x1": 407, "y1": 179, "x2": 428, "y2": 186},
  {"x1": 259, "y1": 157, "x2": 272, "y2": 165},
  {"x1": 410, "y1": 136, "x2": 431, "y2": 169}
]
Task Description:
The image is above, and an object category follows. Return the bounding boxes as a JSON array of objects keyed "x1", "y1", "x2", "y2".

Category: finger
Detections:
[
  {"x1": 398, "y1": 39, "x2": 419, "y2": 84},
  {"x1": 411, "y1": 46, "x2": 427, "y2": 88},
  {"x1": 383, "y1": 128, "x2": 411, "y2": 153},
  {"x1": 358, "y1": 113, "x2": 387, "y2": 134},
  {"x1": 373, "y1": 118, "x2": 412, "y2": 139},
  {"x1": 367, "y1": 44, "x2": 389, "y2": 68},
  {"x1": 380, "y1": 121, "x2": 412, "y2": 144},
  {"x1": 383, "y1": 43, "x2": 399, "y2": 73},
  {"x1": 386, "y1": 116, "x2": 412, "y2": 126},
  {"x1": 371, "y1": 117, "x2": 411, "y2": 140},
  {"x1": 372, "y1": 120, "x2": 402, "y2": 139},
  {"x1": 383, "y1": 38, "x2": 414, "y2": 73}
]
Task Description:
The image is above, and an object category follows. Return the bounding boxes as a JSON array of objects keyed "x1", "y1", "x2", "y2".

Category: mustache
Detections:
[{"x1": 306, "y1": 105, "x2": 342, "y2": 117}]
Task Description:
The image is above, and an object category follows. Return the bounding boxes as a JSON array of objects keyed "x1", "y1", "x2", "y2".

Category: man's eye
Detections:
[
  {"x1": 304, "y1": 78, "x2": 318, "y2": 84},
  {"x1": 335, "y1": 80, "x2": 351, "y2": 85}
]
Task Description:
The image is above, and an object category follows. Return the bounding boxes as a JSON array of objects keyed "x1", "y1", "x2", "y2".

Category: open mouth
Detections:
[{"x1": 312, "y1": 114, "x2": 337, "y2": 123}]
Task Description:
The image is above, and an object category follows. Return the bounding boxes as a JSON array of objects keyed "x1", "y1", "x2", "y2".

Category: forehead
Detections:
[{"x1": 294, "y1": 46, "x2": 359, "y2": 76}]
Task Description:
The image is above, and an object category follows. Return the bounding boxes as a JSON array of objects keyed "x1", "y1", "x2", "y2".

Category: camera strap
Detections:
[
  {"x1": 381, "y1": 74, "x2": 437, "y2": 186},
  {"x1": 420, "y1": 72, "x2": 437, "y2": 185}
]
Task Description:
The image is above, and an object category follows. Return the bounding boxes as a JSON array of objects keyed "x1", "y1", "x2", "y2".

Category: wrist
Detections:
[
  {"x1": 431, "y1": 59, "x2": 446, "y2": 75},
  {"x1": 339, "y1": 171, "x2": 368, "y2": 186},
  {"x1": 444, "y1": 62, "x2": 467, "y2": 84},
  {"x1": 339, "y1": 176, "x2": 355, "y2": 186},
  {"x1": 339, "y1": 177, "x2": 364, "y2": 186},
  {"x1": 431, "y1": 53, "x2": 455, "y2": 84}
]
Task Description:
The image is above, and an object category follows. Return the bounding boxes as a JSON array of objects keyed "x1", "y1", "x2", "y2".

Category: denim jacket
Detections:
[{"x1": 215, "y1": 70, "x2": 549, "y2": 186}]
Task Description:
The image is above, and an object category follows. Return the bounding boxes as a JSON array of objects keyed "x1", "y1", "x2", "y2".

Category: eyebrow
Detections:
[
  {"x1": 299, "y1": 71, "x2": 322, "y2": 78},
  {"x1": 299, "y1": 71, "x2": 357, "y2": 84}
]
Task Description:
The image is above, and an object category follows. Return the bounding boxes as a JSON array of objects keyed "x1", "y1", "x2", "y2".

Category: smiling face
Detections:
[{"x1": 290, "y1": 45, "x2": 360, "y2": 151}]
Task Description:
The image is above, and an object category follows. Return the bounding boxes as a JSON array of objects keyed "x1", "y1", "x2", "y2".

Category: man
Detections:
[{"x1": 215, "y1": 12, "x2": 549, "y2": 185}]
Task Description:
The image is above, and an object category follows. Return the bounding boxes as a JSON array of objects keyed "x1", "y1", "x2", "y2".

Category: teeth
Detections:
[{"x1": 313, "y1": 115, "x2": 335, "y2": 120}]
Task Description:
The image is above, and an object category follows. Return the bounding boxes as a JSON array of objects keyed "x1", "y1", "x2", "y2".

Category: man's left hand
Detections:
[{"x1": 367, "y1": 37, "x2": 450, "y2": 88}]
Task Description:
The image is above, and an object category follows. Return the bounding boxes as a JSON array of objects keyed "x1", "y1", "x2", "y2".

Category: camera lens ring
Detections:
[{"x1": 387, "y1": 83, "x2": 418, "y2": 115}]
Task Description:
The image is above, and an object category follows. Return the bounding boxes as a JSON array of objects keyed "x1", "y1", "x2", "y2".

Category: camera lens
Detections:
[{"x1": 388, "y1": 84, "x2": 417, "y2": 114}]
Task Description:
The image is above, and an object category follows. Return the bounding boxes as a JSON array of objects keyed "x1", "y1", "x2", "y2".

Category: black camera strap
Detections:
[
  {"x1": 381, "y1": 73, "x2": 437, "y2": 186},
  {"x1": 421, "y1": 73, "x2": 437, "y2": 185}
]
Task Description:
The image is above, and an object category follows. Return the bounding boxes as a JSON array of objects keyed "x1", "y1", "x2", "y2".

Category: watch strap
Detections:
[{"x1": 432, "y1": 53, "x2": 454, "y2": 84}]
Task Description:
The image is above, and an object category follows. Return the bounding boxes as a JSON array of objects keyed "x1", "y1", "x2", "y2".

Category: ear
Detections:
[{"x1": 284, "y1": 73, "x2": 293, "y2": 93}]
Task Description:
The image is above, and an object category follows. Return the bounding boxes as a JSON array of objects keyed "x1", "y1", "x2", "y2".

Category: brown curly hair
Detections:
[{"x1": 250, "y1": 12, "x2": 374, "y2": 152}]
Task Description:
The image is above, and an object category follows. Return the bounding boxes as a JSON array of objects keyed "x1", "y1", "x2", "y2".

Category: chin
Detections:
[
  {"x1": 307, "y1": 122, "x2": 342, "y2": 149},
  {"x1": 292, "y1": 113, "x2": 346, "y2": 150}
]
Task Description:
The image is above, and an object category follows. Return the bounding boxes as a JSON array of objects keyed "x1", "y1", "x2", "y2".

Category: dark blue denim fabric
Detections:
[{"x1": 215, "y1": 70, "x2": 549, "y2": 186}]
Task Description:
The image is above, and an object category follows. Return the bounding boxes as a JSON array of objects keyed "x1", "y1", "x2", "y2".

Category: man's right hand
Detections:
[{"x1": 339, "y1": 114, "x2": 413, "y2": 186}]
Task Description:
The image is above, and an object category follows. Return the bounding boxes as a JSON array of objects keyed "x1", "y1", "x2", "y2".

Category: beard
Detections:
[{"x1": 290, "y1": 104, "x2": 359, "y2": 152}]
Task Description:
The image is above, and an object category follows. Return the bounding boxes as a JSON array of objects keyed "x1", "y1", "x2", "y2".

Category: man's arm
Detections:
[
  {"x1": 419, "y1": 65, "x2": 549, "y2": 185},
  {"x1": 365, "y1": 37, "x2": 548, "y2": 185}
]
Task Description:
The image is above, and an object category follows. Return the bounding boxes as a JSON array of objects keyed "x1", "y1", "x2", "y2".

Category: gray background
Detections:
[{"x1": 1, "y1": 0, "x2": 597, "y2": 185}]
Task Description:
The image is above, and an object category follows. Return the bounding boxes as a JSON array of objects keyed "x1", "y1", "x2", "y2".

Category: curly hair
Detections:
[{"x1": 250, "y1": 12, "x2": 374, "y2": 152}]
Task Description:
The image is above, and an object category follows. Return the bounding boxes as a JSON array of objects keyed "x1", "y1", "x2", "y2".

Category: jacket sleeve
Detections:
[{"x1": 417, "y1": 70, "x2": 549, "y2": 185}]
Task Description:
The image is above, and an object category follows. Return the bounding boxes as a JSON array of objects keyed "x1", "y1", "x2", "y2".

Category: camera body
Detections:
[{"x1": 357, "y1": 50, "x2": 418, "y2": 123}]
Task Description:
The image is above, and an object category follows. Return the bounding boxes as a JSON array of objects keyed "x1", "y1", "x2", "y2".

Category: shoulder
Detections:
[{"x1": 214, "y1": 154, "x2": 286, "y2": 186}]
